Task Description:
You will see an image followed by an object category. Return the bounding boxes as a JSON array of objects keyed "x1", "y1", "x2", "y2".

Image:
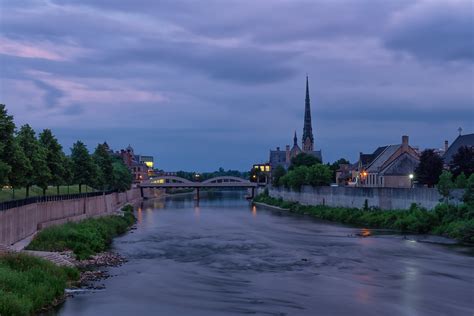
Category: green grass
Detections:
[
  {"x1": 0, "y1": 185, "x2": 96, "y2": 202},
  {"x1": 0, "y1": 253, "x2": 79, "y2": 316},
  {"x1": 254, "y1": 194, "x2": 474, "y2": 243},
  {"x1": 26, "y1": 205, "x2": 136, "y2": 260}
]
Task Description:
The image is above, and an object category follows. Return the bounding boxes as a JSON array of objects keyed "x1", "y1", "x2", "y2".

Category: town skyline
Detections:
[{"x1": 1, "y1": 0, "x2": 473, "y2": 170}]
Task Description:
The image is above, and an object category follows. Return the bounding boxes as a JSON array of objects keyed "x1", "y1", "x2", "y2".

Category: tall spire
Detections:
[
  {"x1": 293, "y1": 131, "x2": 298, "y2": 146},
  {"x1": 302, "y1": 75, "x2": 314, "y2": 152}
]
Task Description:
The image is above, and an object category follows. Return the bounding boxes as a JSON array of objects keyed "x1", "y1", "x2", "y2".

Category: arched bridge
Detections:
[
  {"x1": 138, "y1": 175, "x2": 258, "y2": 199},
  {"x1": 140, "y1": 175, "x2": 257, "y2": 188}
]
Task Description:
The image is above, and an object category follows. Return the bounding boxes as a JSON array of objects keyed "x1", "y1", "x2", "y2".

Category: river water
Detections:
[{"x1": 55, "y1": 192, "x2": 474, "y2": 316}]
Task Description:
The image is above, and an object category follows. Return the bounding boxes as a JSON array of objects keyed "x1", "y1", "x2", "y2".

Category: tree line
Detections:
[{"x1": 0, "y1": 104, "x2": 132, "y2": 199}]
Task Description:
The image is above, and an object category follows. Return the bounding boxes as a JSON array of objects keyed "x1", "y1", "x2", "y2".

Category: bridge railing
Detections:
[{"x1": 0, "y1": 190, "x2": 115, "y2": 212}]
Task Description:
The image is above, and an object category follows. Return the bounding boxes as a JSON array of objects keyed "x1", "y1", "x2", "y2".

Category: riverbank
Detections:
[
  {"x1": 26, "y1": 205, "x2": 136, "y2": 259},
  {"x1": 253, "y1": 193, "x2": 474, "y2": 244},
  {"x1": 0, "y1": 253, "x2": 80, "y2": 316},
  {"x1": 0, "y1": 205, "x2": 137, "y2": 315}
]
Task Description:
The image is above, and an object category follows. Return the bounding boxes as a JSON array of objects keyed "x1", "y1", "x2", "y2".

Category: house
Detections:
[
  {"x1": 443, "y1": 132, "x2": 474, "y2": 166},
  {"x1": 357, "y1": 135, "x2": 420, "y2": 188}
]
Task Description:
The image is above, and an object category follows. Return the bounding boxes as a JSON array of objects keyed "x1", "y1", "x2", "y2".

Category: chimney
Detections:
[
  {"x1": 285, "y1": 145, "x2": 291, "y2": 163},
  {"x1": 444, "y1": 140, "x2": 448, "y2": 152},
  {"x1": 402, "y1": 135, "x2": 409, "y2": 151}
]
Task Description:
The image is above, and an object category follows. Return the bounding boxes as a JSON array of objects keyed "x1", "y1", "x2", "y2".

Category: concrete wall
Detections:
[
  {"x1": 266, "y1": 186, "x2": 462, "y2": 210},
  {"x1": 0, "y1": 188, "x2": 142, "y2": 246}
]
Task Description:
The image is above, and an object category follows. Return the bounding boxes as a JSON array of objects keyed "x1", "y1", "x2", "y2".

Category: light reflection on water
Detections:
[{"x1": 55, "y1": 191, "x2": 474, "y2": 316}]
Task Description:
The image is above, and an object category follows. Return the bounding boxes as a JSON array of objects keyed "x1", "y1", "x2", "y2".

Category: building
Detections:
[
  {"x1": 356, "y1": 135, "x2": 420, "y2": 188},
  {"x1": 269, "y1": 76, "x2": 322, "y2": 169},
  {"x1": 118, "y1": 145, "x2": 154, "y2": 183},
  {"x1": 443, "y1": 131, "x2": 474, "y2": 166}
]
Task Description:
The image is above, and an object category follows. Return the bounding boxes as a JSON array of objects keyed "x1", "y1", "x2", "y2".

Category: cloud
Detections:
[
  {"x1": 384, "y1": 0, "x2": 474, "y2": 62},
  {"x1": 1, "y1": 0, "x2": 472, "y2": 170}
]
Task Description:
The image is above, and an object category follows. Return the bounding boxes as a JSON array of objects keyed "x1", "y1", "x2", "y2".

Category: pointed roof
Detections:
[
  {"x1": 293, "y1": 131, "x2": 298, "y2": 146},
  {"x1": 443, "y1": 133, "x2": 474, "y2": 164},
  {"x1": 302, "y1": 75, "x2": 314, "y2": 144}
]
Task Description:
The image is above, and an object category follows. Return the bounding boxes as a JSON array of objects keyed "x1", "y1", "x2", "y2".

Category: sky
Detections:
[{"x1": 0, "y1": 0, "x2": 473, "y2": 171}]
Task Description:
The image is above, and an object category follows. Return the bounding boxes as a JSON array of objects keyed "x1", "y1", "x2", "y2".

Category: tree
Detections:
[
  {"x1": 93, "y1": 143, "x2": 114, "y2": 191},
  {"x1": 0, "y1": 104, "x2": 15, "y2": 185},
  {"x1": 272, "y1": 165, "x2": 286, "y2": 187},
  {"x1": 306, "y1": 164, "x2": 332, "y2": 186},
  {"x1": 450, "y1": 146, "x2": 474, "y2": 177},
  {"x1": 437, "y1": 171, "x2": 454, "y2": 204},
  {"x1": 287, "y1": 166, "x2": 309, "y2": 190},
  {"x1": 62, "y1": 156, "x2": 74, "y2": 194},
  {"x1": 290, "y1": 153, "x2": 321, "y2": 169},
  {"x1": 8, "y1": 139, "x2": 30, "y2": 199},
  {"x1": 111, "y1": 159, "x2": 133, "y2": 192},
  {"x1": 463, "y1": 174, "x2": 474, "y2": 205},
  {"x1": 39, "y1": 129, "x2": 66, "y2": 194},
  {"x1": 70, "y1": 141, "x2": 95, "y2": 193},
  {"x1": 455, "y1": 172, "x2": 468, "y2": 189},
  {"x1": 415, "y1": 149, "x2": 444, "y2": 187},
  {"x1": 16, "y1": 124, "x2": 51, "y2": 197}
]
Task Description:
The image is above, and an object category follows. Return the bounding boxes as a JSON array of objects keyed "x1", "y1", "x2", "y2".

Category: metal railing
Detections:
[{"x1": 0, "y1": 190, "x2": 115, "y2": 212}]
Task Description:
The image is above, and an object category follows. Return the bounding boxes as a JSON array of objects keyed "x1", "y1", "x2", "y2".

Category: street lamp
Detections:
[{"x1": 409, "y1": 173, "x2": 414, "y2": 188}]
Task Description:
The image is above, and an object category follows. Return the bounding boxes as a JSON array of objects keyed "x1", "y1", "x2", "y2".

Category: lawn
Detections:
[{"x1": 0, "y1": 185, "x2": 96, "y2": 202}]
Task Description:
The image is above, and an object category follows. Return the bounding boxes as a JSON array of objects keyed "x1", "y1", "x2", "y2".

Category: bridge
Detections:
[{"x1": 138, "y1": 176, "x2": 258, "y2": 199}]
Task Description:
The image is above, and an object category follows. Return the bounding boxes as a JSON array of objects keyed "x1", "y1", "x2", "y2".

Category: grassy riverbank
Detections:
[
  {"x1": 0, "y1": 253, "x2": 79, "y2": 316},
  {"x1": 26, "y1": 205, "x2": 136, "y2": 259},
  {"x1": 254, "y1": 194, "x2": 474, "y2": 243}
]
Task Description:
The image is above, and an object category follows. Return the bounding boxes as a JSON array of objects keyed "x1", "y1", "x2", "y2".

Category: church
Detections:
[{"x1": 269, "y1": 76, "x2": 322, "y2": 169}]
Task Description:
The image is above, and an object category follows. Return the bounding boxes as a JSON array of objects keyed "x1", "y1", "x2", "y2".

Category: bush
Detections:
[
  {"x1": 0, "y1": 253, "x2": 79, "y2": 316},
  {"x1": 253, "y1": 194, "x2": 473, "y2": 243},
  {"x1": 27, "y1": 205, "x2": 136, "y2": 259}
]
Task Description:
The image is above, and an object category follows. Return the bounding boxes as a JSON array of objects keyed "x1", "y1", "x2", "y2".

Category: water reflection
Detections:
[{"x1": 56, "y1": 192, "x2": 474, "y2": 316}]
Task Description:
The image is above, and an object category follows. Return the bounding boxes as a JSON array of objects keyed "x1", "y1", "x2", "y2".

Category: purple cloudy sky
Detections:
[{"x1": 0, "y1": 0, "x2": 473, "y2": 171}]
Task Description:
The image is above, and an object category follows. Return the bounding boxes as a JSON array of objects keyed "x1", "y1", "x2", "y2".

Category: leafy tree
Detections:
[
  {"x1": 290, "y1": 153, "x2": 321, "y2": 169},
  {"x1": 0, "y1": 104, "x2": 15, "y2": 185},
  {"x1": 70, "y1": 141, "x2": 95, "y2": 193},
  {"x1": 455, "y1": 172, "x2": 468, "y2": 189},
  {"x1": 93, "y1": 143, "x2": 114, "y2": 191},
  {"x1": 450, "y1": 146, "x2": 474, "y2": 177},
  {"x1": 39, "y1": 129, "x2": 66, "y2": 194},
  {"x1": 287, "y1": 166, "x2": 309, "y2": 190},
  {"x1": 437, "y1": 171, "x2": 454, "y2": 204},
  {"x1": 62, "y1": 156, "x2": 74, "y2": 194},
  {"x1": 111, "y1": 159, "x2": 133, "y2": 192},
  {"x1": 272, "y1": 165, "x2": 286, "y2": 187},
  {"x1": 8, "y1": 139, "x2": 31, "y2": 199},
  {"x1": 415, "y1": 149, "x2": 444, "y2": 187},
  {"x1": 16, "y1": 124, "x2": 51, "y2": 196},
  {"x1": 463, "y1": 174, "x2": 474, "y2": 205},
  {"x1": 306, "y1": 164, "x2": 332, "y2": 186}
]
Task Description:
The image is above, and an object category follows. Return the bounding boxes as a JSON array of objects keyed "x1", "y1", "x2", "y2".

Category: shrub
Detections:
[{"x1": 27, "y1": 205, "x2": 136, "y2": 259}]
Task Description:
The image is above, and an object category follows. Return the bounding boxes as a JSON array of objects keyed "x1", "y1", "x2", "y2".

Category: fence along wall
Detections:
[
  {"x1": 0, "y1": 188, "x2": 145, "y2": 246},
  {"x1": 267, "y1": 186, "x2": 456, "y2": 210}
]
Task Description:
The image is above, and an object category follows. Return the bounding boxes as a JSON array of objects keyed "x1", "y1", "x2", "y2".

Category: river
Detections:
[{"x1": 54, "y1": 191, "x2": 474, "y2": 316}]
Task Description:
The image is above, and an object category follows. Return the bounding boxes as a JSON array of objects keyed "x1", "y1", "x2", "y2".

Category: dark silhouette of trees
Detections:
[
  {"x1": 415, "y1": 149, "x2": 444, "y2": 187},
  {"x1": 450, "y1": 146, "x2": 474, "y2": 177}
]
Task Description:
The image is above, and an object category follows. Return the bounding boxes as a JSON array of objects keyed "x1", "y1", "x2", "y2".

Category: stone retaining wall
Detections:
[
  {"x1": 266, "y1": 186, "x2": 463, "y2": 210},
  {"x1": 0, "y1": 188, "x2": 147, "y2": 246}
]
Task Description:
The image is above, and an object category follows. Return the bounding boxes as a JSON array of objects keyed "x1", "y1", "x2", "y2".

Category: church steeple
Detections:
[
  {"x1": 302, "y1": 75, "x2": 314, "y2": 152},
  {"x1": 293, "y1": 131, "x2": 298, "y2": 146}
]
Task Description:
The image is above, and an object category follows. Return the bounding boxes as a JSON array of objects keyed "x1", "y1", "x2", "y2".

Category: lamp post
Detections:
[{"x1": 409, "y1": 173, "x2": 414, "y2": 188}]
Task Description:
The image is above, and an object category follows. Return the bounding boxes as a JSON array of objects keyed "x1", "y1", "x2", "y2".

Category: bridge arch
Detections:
[
  {"x1": 202, "y1": 176, "x2": 250, "y2": 184},
  {"x1": 145, "y1": 176, "x2": 193, "y2": 185}
]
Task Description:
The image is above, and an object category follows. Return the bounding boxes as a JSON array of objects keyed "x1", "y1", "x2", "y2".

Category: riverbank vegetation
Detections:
[
  {"x1": 0, "y1": 253, "x2": 79, "y2": 316},
  {"x1": 26, "y1": 205, "x2": 136, "y2": 260},
  {"x1": 254, "y1": 184, "x2": 474, "y2": 243},
  {"x1": 0, "y1": 104, "x2": 132, "y2": 202}
]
